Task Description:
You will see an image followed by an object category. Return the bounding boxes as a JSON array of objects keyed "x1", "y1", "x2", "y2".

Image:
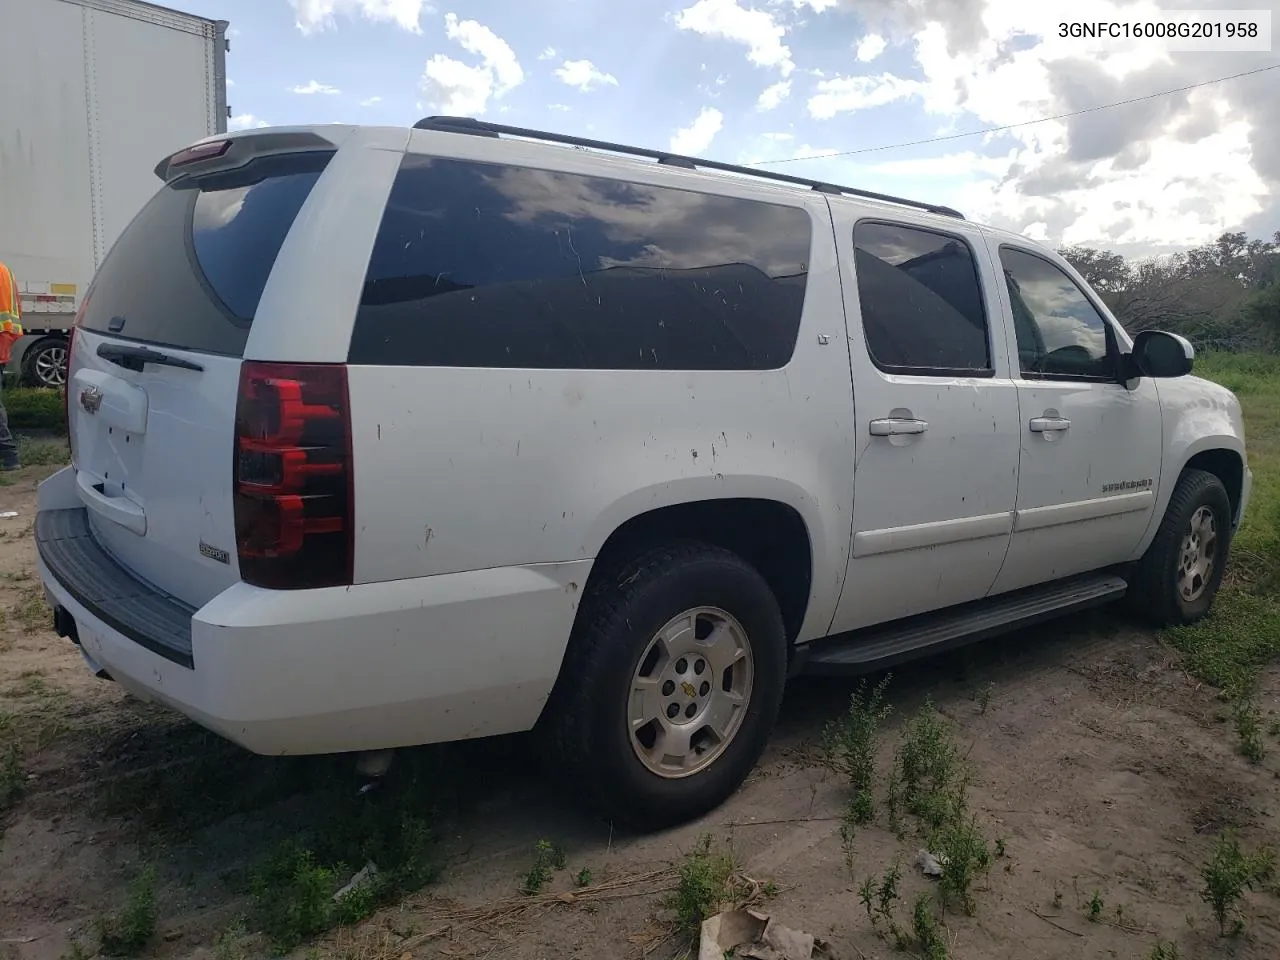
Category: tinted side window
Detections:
[
  {"x1": 999, "y1": 247, "x2": 1115, "y2": 380},
  {"x1": 852, "y1": 222, "x2": 991, "y2": 375},
  {"x1": 348, "y1": 156, "x2": 812, "y2": 369},
  {"x1": 80, "y1": 153, "x2": 330, "y2": 356}
]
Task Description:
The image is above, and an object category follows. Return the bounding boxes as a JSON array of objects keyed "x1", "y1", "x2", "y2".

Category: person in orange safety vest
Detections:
[{"x1": 0, "y1": 260, "x2": 25, "y2": 470}]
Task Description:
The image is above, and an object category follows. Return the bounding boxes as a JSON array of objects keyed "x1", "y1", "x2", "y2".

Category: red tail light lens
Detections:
[
  {"x1": 233, "y1": 361, "x2": 353, "y2": 589},
  {"x1": 63, "y1": 327, "x2": 75, "y2": 443},
  {"x1": 65, "y1": 295, "x2": 88, "y2": 454}
]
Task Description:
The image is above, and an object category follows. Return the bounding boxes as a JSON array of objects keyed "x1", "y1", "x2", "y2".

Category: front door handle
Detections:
[
  {"x1": 869, "y1": 417, "x2": 928, "y2": 437},
  {"x1": 1029, "y1": 416, "x2": 1071, "y2": 433}
]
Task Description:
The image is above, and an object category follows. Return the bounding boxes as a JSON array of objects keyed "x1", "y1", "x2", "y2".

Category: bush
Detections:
[{"x1": 4, "y1": 387, "x2": 65, "y2": 433}]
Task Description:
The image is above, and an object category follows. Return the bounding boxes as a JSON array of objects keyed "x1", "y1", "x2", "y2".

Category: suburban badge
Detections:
[{"x1": 199, "y1": 541, "x2": 231, "y2": 565}]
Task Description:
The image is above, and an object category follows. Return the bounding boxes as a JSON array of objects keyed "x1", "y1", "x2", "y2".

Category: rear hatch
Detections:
[{"x1": 68, "y1": 148, "x2": 332, "y2": 608}]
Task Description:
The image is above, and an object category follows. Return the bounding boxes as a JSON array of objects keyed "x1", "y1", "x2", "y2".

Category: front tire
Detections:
[
  {"x1": 542, "y1": 542, "x2": 787, "y2": 830},
  {"x1": 1128, "y1": 469, "x2": 1232, "y2": 626}
]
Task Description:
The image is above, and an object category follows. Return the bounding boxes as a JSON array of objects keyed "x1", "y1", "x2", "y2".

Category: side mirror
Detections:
[{"x1": 1129, "y1": 330, "x2": 1194, "y2": 379}]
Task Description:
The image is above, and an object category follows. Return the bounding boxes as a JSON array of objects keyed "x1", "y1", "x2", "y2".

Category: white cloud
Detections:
[
  {"x1": 290, "y1": 80, "x2": 341, "y2": 95},
  {"x1": 555, "y1": 59, "x2": 619, "y2": 92},
  {"x1": 226, "y1": 78, "x2": 235, "y2": 87},
  {"x1": 675, "y1": 0, "x2": 794, "y2": 75},
  {"x1": 539, "y1": 47, "x2": 557, "y2": 60},
  {"x1": 420, "y1": 57, "x2": 494, "y2": 116},
  {"x1": 670, "y1": 106, "x2": 724, "y2": 155},
  {"x1": 419, "y1": 13, "x2": 523, "y2": 116},
  {"x1": 757, "y1": 80, "x2": 791, "y2": 111},
  {"x1": 360, "y1": 96, "x2": 383, "y2": 106},
  {"x1": 548, "y1": 103, "x2": 572, "y2": 112},
  {"x1": 808, "y1": 73, "x2": 926, "y2": 119},
  {"x1": 784, "y1": 0, "x2": 1276, "y2": 249},
  {"x1": 792, "y1": 0, "x2": 840, "y2": 10},
  {"x1": 290, "y1": 0, "x2": 429, "y2": 35},
  {"x1": 228, "y1": 113, "x2": 268, "y2": 131},
  {"x1": 856, "y1": 33, "x2": 887, "y2": 62},
  {"x1": 446, "y1": 13, "x2": 522, "y2": 90}
]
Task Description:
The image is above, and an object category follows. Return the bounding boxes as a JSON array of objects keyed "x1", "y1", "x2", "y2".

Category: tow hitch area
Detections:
[{"x1": 53, "y1": 605, "x2": 80, "y2": 645}]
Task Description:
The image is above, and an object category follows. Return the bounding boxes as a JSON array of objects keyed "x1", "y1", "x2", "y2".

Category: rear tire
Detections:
[
  {"x1": 1127, "y1": 469, "x2": 1232, "y2": 626},
  {"x1": 541, "y1": 541, "x2": 787, "y2": 830}
]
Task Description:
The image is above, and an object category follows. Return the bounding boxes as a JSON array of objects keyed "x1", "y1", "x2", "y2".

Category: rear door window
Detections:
[
  {"x1": 852, "y1": 221, "x2": 992, "y2": 376},
  {"x1": 348, "y1": 155, "x2": 813, "y2": 370},
  {"x1": 79, "y1": 152, "x2": 331, "y2": 356}
]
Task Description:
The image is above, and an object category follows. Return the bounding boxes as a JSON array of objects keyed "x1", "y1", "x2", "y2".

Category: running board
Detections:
[{"x1": 801, "y1": 573, "x2": 1128, "y2": 675}]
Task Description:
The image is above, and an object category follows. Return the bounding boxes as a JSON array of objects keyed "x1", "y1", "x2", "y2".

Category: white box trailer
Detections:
[{"x1": 0, "y1": 0, "x2": 228, "y2": 387}]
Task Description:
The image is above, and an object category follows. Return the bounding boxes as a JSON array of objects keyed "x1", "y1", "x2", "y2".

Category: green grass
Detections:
[
  {"x1": 17, "y1": 435, "x2": 70, "y2": 467},
  {"x1": 822, "y1": 675, "x2": 893, "y2": 828},
  {"x1": 1199, "y1": 832, "x2": 1276, "y2": 935},
  {"x1": 0, "y1": 743, "x2": 23, "y2": 813},
  {"x1": 1165, "y1": 353, "x2": 1280, "y2": 704},
  {"x1": 97, "y1": 866, "x2": 158, "y2": 956},
  {"x1": 244, "y1": 764, "x2": 442, "y2": 954},
  {"x1": 3, "y1": 387, "x2": 65, "y2": 433},
  {"x1": 663, "y1": 834, "x2": 740, "y2": 938},
  {"x1": 521, "y1": 838, "x2": 568, "y2": 895}
]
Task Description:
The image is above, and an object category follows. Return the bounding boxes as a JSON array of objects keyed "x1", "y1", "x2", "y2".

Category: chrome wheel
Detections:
[
  {"x1": 1177, "y1": 505, "x2": 1217, "y2": 603},
  {"x1": 628, "y1": 606, "x2": 754, "y2": 779},
  {"x1": 34, "y1": 345, "x2": 68, "y2": 388}
]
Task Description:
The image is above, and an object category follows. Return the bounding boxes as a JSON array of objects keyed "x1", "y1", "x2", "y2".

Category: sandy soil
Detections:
[{"x1": 1, "y1": 465, "x2": 1277, "y2": 960}]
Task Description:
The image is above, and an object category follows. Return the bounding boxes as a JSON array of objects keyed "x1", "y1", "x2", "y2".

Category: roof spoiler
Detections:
[{"x1": 154, "y1": 130, "x2": 338, "y2": 182}]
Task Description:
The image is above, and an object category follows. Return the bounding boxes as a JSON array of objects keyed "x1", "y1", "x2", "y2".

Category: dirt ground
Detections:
[{"x1": 2, "y1": 462, "x2": 1278, "y2": 960}]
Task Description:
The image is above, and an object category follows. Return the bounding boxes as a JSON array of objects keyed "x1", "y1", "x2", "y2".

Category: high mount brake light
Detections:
[{"x1": 170, "y1": 140, "x2": 232, "y2": 167}]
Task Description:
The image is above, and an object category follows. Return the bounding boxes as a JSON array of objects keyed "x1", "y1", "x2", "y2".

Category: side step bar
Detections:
[{"x1": 801, "y1": 572, "x2": 1128, "y2": 675}]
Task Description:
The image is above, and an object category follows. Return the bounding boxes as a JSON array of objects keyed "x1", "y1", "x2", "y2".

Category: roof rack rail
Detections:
[{"x1": 412, "y1": 116, "x2": 965, "y2": 220}]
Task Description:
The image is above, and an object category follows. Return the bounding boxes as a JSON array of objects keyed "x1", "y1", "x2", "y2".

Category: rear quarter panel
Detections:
[{"x1": 343, "y1": 135, "x2": 857, "y2": 643}]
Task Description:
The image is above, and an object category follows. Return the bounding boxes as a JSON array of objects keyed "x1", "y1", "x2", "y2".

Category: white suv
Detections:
[{"x1": 37, "y1": 118, "x2": 1250, "y2": 828}]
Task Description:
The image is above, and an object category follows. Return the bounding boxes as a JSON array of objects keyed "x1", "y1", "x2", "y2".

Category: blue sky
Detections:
[{"x1": 178, "y1": 0, "x2": 1280, "y2": 255}]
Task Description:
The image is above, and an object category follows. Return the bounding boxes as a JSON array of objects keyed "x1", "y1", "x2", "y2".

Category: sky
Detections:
[{"x1": 177, "y1": 0, "x2": 1280, "y2": 257}]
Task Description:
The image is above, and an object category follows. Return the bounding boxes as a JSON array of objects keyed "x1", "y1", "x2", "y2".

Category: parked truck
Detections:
[{"x1": 0, "y1": 0, "x2": 228, "y2": 388}]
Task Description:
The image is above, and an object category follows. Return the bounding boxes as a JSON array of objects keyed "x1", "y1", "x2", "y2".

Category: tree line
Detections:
[{"x1": 1059, "y1": 231, "x2": 1280, "y2": 352}]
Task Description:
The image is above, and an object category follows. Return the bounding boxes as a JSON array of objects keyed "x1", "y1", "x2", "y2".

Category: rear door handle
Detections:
[
  {"x1": 1029, "y1": 416, "x2": 1071, "y2": 432},
  {"x1": 869, "y1": 418, "x2": 928, "y2": 436}
]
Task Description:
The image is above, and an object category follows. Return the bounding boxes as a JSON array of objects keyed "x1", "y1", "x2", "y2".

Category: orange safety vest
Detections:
[{"x1": 0, "y1": 261, "x2": 24, "y2": 365}]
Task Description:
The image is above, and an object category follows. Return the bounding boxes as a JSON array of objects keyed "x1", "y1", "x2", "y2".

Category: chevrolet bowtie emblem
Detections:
[{"x1": 79, "y1": 385, "x2": 103, "y2": 415}]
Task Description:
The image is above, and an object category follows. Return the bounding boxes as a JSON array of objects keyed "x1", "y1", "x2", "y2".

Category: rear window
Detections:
[
  {"x1": 348, "y1": 155, "x2": 812, "y2": 370},
  {"x1": 79, "y1": 152, "x2": 331, "y2": 356}
]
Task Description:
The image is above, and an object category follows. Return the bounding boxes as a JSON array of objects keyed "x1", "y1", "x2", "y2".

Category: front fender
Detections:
[{"x1": 1132, "y1": 377, "x2": 1248, "y2": 558}]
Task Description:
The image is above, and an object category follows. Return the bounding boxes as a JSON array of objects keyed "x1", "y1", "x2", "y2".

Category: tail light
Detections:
[
  {"x1": 233, "y1": 361, "x2": 354, "y2": 589},
  {"x1": 65, "y1": 295, "x2": 88, "y2": 457},
  {"x1": 63, "y1": 328, "x2": 74, "y2": 442}
]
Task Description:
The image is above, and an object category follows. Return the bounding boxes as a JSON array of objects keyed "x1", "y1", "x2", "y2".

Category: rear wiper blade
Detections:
[{"x1": 96, "y1": 343, "x2": 204, "y2": 373}]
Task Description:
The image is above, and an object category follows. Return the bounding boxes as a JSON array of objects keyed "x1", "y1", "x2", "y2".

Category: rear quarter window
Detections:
[
  {"x1": 348, "y1": 155, "x2": 813, "y2": 370},
  {"x1": 79, "y1": 152, "x2": 331, "y2": 356}
]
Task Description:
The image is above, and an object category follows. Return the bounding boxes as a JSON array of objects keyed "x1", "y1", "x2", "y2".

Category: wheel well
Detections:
[
  {"x1": 1184, "y1": 449, "x2": 1244, "y2": 521},
  {"x1": 592, "y1": 499, "x2": 814, "y2": 642}
]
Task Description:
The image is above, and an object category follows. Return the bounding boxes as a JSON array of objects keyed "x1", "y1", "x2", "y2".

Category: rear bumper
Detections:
[{"x1": 35, "y1": 467, "x2": 588, "y2": 755}]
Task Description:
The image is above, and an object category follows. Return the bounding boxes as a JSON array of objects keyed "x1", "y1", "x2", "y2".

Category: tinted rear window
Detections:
[
  {"x1": 79, "y1": 152, "x2": 331, "y2": 356},
  {"x1": 348, "y1": 155, "x2": 812, "y2": 370}
]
